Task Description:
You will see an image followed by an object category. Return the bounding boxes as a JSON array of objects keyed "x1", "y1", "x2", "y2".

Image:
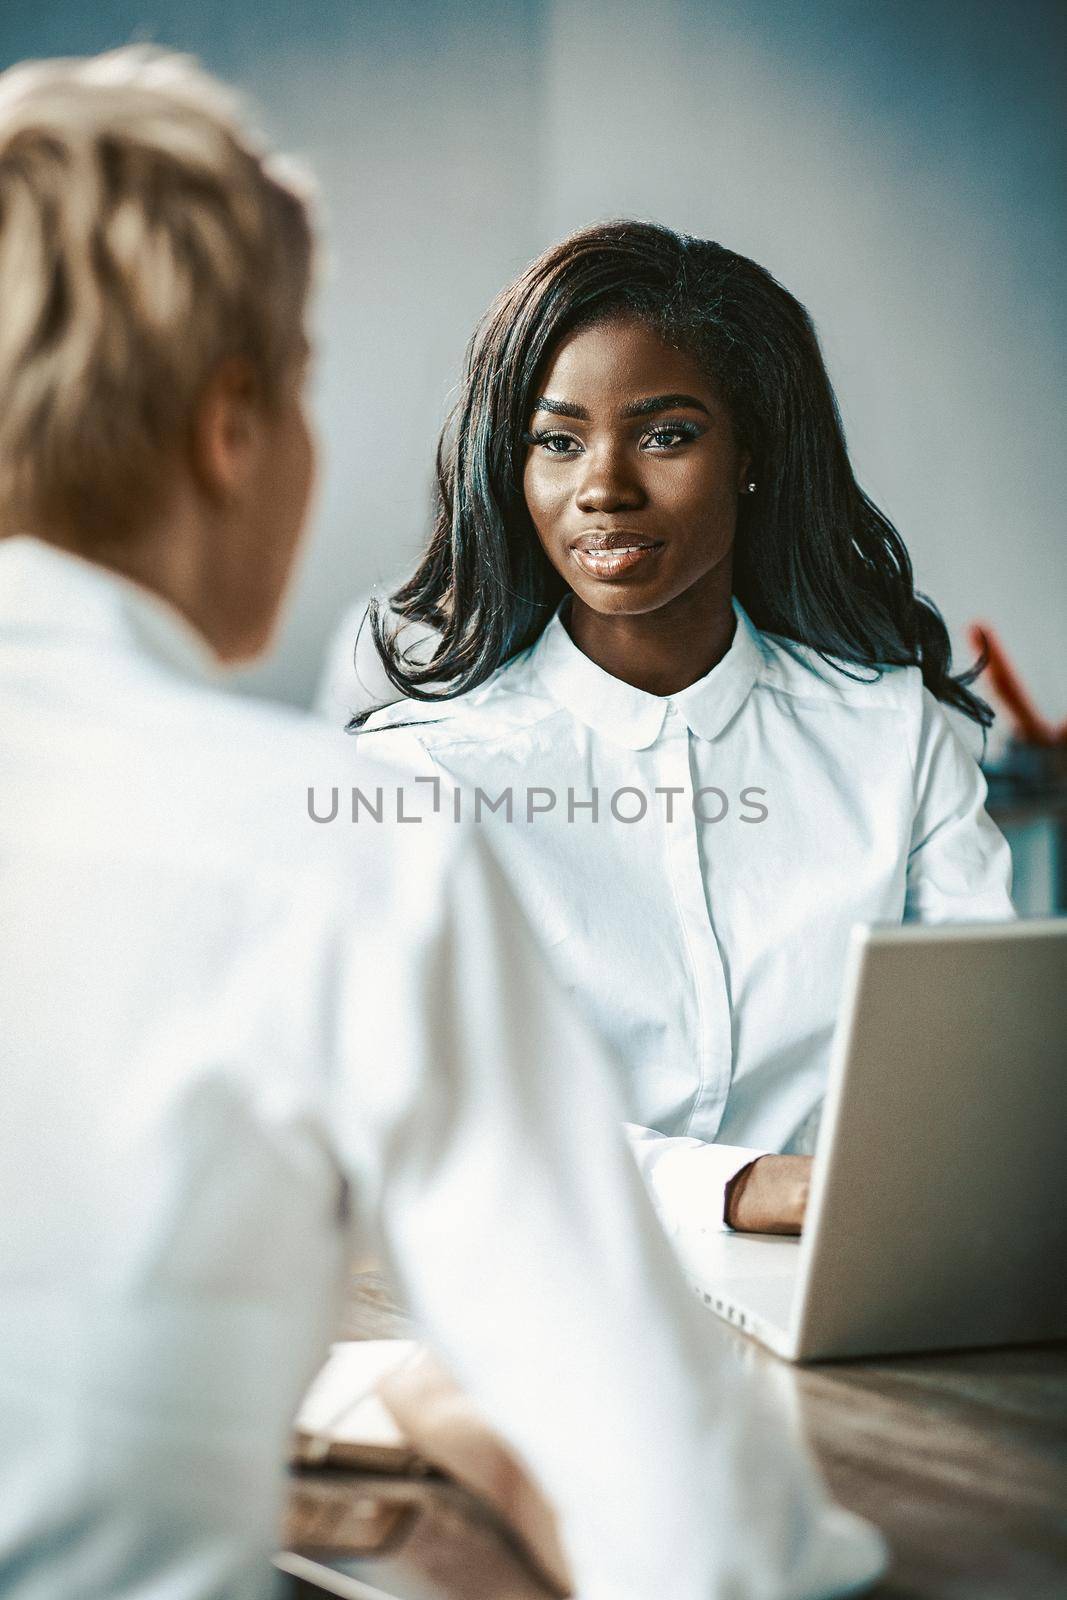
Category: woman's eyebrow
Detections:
[
  {"x1": 530, "y1": 392, "x2": 711, "y2": 421},
  {"x1": 530, "y1": 397, "x2": 589, "y2": 419},
  {"x1": 622, "y1": 393, "x2": 710, "y2": 418}
]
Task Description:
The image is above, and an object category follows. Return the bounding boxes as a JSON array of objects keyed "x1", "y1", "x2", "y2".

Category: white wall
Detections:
[
  {"x1": 536, "y1": 0, "x2": 1067, "y2": 727},
  {"x1": 234, "y1": 1, "x2": 547, "y2": 706},
  {"x1": 2, "y1": 0, "x2": 1063, "y2": 722}
]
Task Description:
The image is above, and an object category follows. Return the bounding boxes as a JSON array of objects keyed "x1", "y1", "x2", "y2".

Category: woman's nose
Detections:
[{"x1": 574, "y1": 446, "x2": 646, "y2": 514}]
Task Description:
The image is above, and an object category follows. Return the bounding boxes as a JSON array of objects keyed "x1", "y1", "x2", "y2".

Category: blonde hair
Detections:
[{"x1": 0, "y1": 46, "x2": 314, "y2": 544}]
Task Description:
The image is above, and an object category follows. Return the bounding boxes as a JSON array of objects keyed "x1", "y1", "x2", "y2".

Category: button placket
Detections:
[{"x1": 658, "y1": 709, "x2": 734, "y2": 1137}]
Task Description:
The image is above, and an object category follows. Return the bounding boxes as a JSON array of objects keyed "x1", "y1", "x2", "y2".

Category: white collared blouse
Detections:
[{"x1": 355, "y1": 595, "x2": 1016, "y2": 1231}]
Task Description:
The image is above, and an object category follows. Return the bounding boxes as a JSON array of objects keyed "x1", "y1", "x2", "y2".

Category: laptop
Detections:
[{"x1": 673, "y1": 917, "x2": 1067, "y2": 1362}]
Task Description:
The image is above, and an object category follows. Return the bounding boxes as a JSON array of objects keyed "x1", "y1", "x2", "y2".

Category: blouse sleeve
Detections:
[
  {"x1": 905, "y1": 685, "x2": 1016, "y2": 924},
  {"x1": 625, "y1": 1125, "x2": 769, "y2": 1232}
]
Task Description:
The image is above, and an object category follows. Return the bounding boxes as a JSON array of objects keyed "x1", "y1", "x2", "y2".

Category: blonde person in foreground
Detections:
[{"x1": 0, "y1": 49, "x2": 885, "y2": 1600}]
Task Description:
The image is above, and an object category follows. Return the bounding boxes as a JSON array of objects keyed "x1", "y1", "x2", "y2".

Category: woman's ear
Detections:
[{"x1": 189, "y1": 356, "x2": 263, "y2": 507}]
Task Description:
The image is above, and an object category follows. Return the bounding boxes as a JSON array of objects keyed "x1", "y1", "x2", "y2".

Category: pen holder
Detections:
[{"x1": 982, "y1": 739, "x2": 1067, "y2": 807}]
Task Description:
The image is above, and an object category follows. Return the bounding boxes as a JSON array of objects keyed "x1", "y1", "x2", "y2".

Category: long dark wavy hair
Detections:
[{"x1": 351, "y1": 219, "x2": 991, "y2": 733}]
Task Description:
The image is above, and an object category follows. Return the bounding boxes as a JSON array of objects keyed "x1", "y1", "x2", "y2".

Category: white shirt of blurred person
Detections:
[{"x1": 0, "y1": 48, "x2": 885, "y2": 1600}]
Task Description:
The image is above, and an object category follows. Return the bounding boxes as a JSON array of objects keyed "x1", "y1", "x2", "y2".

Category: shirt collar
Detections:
[
  {"x1": 0, "y1": 534, "x2": 222, "y2": 684},
  {"x1": 527, "y1": 594, "x2": 765, "y2": 750}
]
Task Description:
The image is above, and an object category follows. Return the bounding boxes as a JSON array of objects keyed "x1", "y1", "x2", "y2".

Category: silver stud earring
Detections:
[{"x1": 745, "y1": 481, "x2": 757, "y2": 495}]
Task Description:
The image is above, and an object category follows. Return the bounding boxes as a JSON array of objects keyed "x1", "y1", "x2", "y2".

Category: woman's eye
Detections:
[
  {"x1": 643, "y1": 424, "x2": 698, "y2": 450},
  {"x1": 524, "y1": 430, "x2": 582, "y2": 455}
]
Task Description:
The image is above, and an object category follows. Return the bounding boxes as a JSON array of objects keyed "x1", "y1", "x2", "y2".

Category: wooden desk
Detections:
[{"x1": 282, "y1": 1273, "x2": 1067, "y2": 1600}]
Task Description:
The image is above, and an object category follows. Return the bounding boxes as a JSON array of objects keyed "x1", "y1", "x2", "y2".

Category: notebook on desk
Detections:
[{"x1": 291, "y1": 1340, "x2": 423, "y2": 1472}]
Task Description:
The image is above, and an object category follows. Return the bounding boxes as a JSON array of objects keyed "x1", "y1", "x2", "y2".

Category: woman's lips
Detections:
[{"x1": 570, "y1": 541, "x2": 665, "y2": 580}]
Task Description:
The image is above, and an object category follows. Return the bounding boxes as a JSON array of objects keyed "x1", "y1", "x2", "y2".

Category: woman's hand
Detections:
[
  {"x1": 724, "y1": 1154, "x2": 813, "y2": 1234},
  {"x1": 377, "y1": 1350, "x2": 573, "y2": 1596}
]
